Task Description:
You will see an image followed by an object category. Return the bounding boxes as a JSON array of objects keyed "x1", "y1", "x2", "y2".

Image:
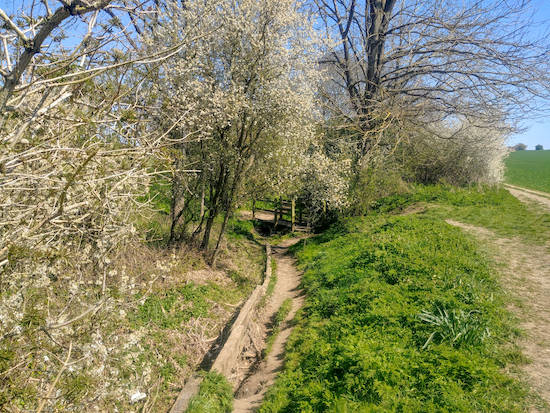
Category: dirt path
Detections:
[
  {"x1": 504, "y1": 184, "x2": 550, "y2": 209},
  {"x1": 232, "y1": 238, "x2": 305, "y2": 412},
  {"x1": 445, "y1": 185, "x2": 550, "y2": 408}
]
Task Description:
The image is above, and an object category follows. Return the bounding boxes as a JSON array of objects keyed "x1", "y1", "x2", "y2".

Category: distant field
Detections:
[{"x1": 505, "y1": 150, "x2": 550, "y2": 194}]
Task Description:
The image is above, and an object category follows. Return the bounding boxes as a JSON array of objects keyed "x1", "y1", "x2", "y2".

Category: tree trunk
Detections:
[
  {"x1": 211, "y1": 154, "x2": 254, "y2": 265},
  {"x1": 201, "y1": 212, "x2": 216, "y2": 250},
  {"x1": 200, "y1": 163, "x2": 227, "y2": 250},
  {"x1": 211, "y1": 208, "x2": 232, "y2": 268},
  {"x1": 168, "y1": 146, "x2": 186, "y2": 244}
]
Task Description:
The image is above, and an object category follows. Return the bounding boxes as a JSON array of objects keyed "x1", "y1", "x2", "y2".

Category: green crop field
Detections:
[{"x1": 505, "y1": 150, "x2": 550, "y2": 194}]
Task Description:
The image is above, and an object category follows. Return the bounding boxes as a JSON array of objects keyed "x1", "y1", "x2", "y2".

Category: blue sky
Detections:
[
  {"x1": 512, "y1": 121, "x2": 550, "y2": 150},
  {"x1": 508, "y1": 1, "x2": 550, "y2": 149}
]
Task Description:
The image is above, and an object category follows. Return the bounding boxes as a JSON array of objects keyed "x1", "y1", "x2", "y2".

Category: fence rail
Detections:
[{"x1": 252, "y1": 198, "x2": 310, "y2": 231}]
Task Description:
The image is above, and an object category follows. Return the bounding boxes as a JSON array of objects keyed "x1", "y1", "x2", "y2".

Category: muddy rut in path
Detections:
[
  {"x1": 446, "y1": 185, "x2": 550, "y2": 407},
  {"x1": 232, "y1": 238, "x2": 305, "y2": 412}
]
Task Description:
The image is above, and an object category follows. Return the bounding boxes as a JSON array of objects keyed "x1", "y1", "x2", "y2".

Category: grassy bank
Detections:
[
  {"x1": 260, "y1": 185, "x2": 544, "y2": 412},
  {"x1": 505, "y1": 150, "x2": 550, "y2": 194},
  {"x1": 373, "y1": 184, "x2": 550, "y2": 244},
  {"x1": 0, "y1": 205, "x2": 264, "y2": 412}
]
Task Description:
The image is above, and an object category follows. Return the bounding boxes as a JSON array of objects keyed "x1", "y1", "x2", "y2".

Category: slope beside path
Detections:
[{"x1": 446, "y1": 184, "x2": 550, "y2": 408}]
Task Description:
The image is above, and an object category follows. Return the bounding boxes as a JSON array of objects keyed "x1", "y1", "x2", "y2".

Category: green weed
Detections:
[
  {"x1": 419, "y1": 307, "x2": 490, "y2": 349},
  {"x1": 258, "y1": 260, "x2": 277, "y2": 309},
  {"x1": 271, "y1": 258, "x2": 277, "y2": 274},
  {"x1": 266, "y1": 276, "x2": 277, "y2": 299},
  {"x1": 227, "y1": 219, "x2": 257, "y2": 242},
  {"x1": 60, "y1": 372, "x2": 95, "y2": 404},
  {"x1": 128, "y1": 283, "x2": 210, "y2": 329},
  {"x1": 274, "y1": 299, "x2": 292, "y2": 327},
  {"x1": 264, "y1": 299, "x2": 293, "y2": 359}
]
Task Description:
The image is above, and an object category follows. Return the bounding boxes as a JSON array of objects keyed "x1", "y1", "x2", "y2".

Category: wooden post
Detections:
[
  {"x1": 279, "y1": 197, "x2": 283, "y2": 223},
  {"x1": 252, "y1": 197, "x2": 256, "y2": 220},
  {"x1": 298, "y1": 199, "x2": 303, "y2": 225},
  {"x1": 273, "y1": 198, "x2": 278, "y2": 228},
  {"x1": 291, "y1": 199, "x2": 296, "y2": 232}
]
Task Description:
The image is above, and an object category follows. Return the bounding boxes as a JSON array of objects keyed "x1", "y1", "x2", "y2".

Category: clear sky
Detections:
[
  {"x1": 509, "y1": 1, "x2": 550, "y2": 149},
  {"x1": 511, "y1": 121, "x2": 550, "y2": 150}
]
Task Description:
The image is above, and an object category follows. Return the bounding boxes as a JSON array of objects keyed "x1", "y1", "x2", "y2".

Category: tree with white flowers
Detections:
[
  {"x1": 0, "y1": 1, "x2": 202, "y2": 409},
  {"x1": 147, "y1": 0, "x2": 324, "y2": 263}
]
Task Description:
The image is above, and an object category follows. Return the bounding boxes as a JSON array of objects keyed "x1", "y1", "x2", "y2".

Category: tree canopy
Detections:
[{"x1": 314, "y1": 0, "x2": 550, "y2": 157}]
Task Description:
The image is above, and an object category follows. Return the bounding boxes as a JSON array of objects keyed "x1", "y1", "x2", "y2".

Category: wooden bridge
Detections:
[{"x1": 251, "y1": 198, "x2": 311, "y2": 232}]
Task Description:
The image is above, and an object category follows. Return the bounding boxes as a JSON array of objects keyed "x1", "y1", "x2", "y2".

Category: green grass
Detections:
[
  {"x1": 260, "y1": 190, "x2": 540, "y2": 412},
  {"x1": 505, "y1": 150, "x2": 550, "y2": 194},
  {"x1": 274, "y1": 298, "x2": 293, "y2": 327},
  {"x1": 186, "y1": 371, "x2": 233, "y2": 413},
  {"x1": 371, "y1": 184, "x2": 550, "y2": 244},
  {"x1": 129, "y1": 283, "x2": 211, "y2": 329},
  {"x1": 226, "y1": 218, "x2": 258, "y2": 243},
  {"x1": 258, "y1": 259, "x2": 278, "y2": 309}
]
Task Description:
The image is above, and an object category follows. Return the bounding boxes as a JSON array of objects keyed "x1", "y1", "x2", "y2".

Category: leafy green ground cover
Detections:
[
  {"x1": 374, "y1": 184, "x2": 550, "y2": 244},
  {"x1": 505, "y1": 150, "x2": 550, "y2": 194},
  {"x1": 264, "y1": 299, "x2": 294, "y2": 359},
  {"x1": 260, "y1": 186, "x2": 544, "y2": 412}
]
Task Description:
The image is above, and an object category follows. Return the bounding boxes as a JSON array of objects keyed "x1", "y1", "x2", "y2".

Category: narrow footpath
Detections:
[
  {"x1": 232, "y1": 238, "x2": 305, "y2": 412},
  {"x1": 447, "y1": 185, "x2": 550, "y2": 409}
]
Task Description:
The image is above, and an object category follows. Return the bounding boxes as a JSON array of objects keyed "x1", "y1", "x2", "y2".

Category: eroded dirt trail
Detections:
[
  {"x1": 504, "y1": 184, "x2": 550, "y2": 209},
  {"x1": 232, "y1": 238, "x2": 305, "y2": 412},
  {"x1": 446, "y1": 185, "x2": 550, "y2": 407}
]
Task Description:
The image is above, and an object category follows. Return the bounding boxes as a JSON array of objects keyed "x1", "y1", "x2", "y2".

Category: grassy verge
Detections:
[
  {"x1": 117, "y1": 215, "x2": 264, "y2": 411},
  {"x1": 505, "y1": 150, "x2": 550, "y2": 194},
  {"x1": 371, "y1": 184, "x2": 550, "y2": 244},
  {"x1": 258, "y1": 259, "x2": 278, "y2": 309},
  {"x1": 270, "y1": 232, "x2": 302, "y2": 245},
  {"x1": 260, "y1": 186, "x2": 544, "y2": 412}
]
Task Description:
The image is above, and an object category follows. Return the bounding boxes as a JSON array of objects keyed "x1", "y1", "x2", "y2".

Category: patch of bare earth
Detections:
[
  {"x1": 230, "y1": 238, "x2": 305, "y2": 412},
  {"x1": 445, "y1": 185, "x2": 550, "y2": 408},
  {"x1": 504, "y1": 184, "x2": 550, "y2": 209}
]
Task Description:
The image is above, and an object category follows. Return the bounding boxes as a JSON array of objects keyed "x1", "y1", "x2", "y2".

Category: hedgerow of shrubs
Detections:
[{"x1": 260, "y1": 212, "x2": 530, "y2": 412}]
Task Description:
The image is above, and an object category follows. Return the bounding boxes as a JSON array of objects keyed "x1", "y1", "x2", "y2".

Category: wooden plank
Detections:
[
  {"x1": 169, "y1": 374, "x2": 204, "y2": 413},
  {"x1": 210, "y1": 244, "x2": 272, "y2": 376},
  {"x1": 169, "y1": 245, "x2": 272, "y2": 413}
]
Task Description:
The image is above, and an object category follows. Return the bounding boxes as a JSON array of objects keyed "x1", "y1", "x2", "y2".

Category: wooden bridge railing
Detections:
[{"x1": 252, "y1": 198, "x2": 309, "y2": 231}]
